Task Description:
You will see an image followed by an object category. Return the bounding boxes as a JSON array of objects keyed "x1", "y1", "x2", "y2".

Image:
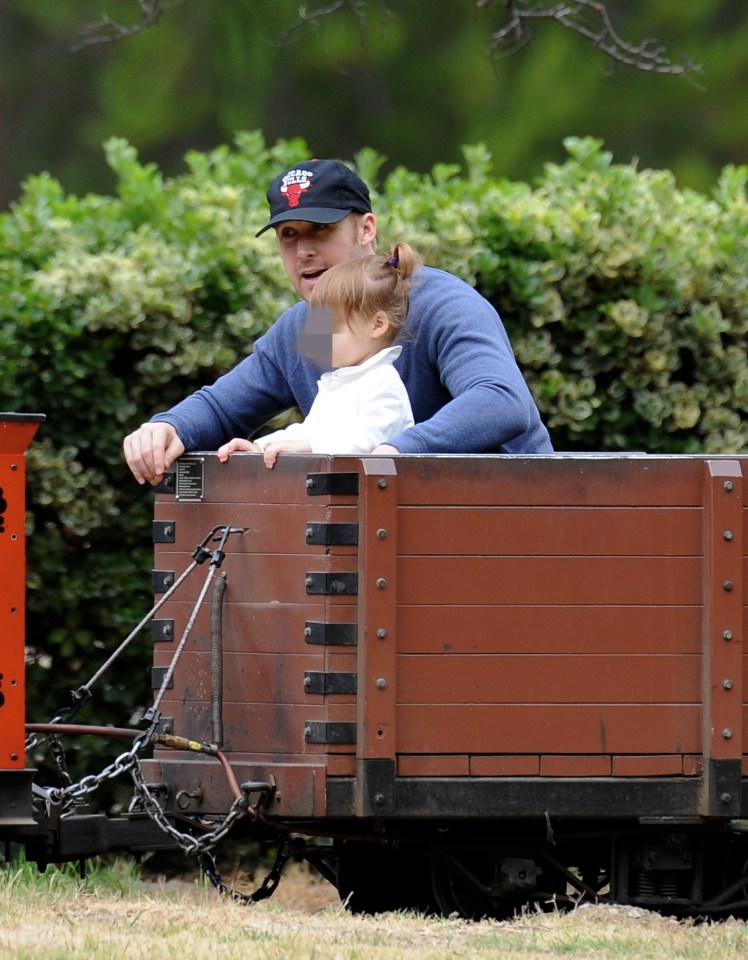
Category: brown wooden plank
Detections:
[
  {"x1": 469, "y1": 755, "x2": 541, "y2": 776},
  {"x1": 397, "y1": 654, "x2": 701, "y2": 704},
  {"x1": 327, "y1": 755, "x2": 356, "y2": 776},
  {"x1": 397, "y1": 605, "x2": 702, "y2": 655},
  {"x1": 613, "y1": 755, "x2": 685, "y2": 777},
  {"x1": 156, "y1": 649, "x2": 323, "y2": 704},
  {"x1": 157, "y1": 600, "x2": 338, "y2": 654},
  {"x1": 398, "y1": 506, "x2": 702, "y2": 557},
  {"x1": 684, "y1": 756, "x2": 703, "y2": 776},
  {"x1": 164, "y1": 697, "x2": 324, "y2": 750},
  {"x1": 155, "y1": 501, "x2": 358, "y2": 557},
  {"x1": 324, "y1": 703, "x2": 357, "y2": 722},
  {"x1": 325, "y1": 650, "x2": 358, "y2": 673},
  {"x1": 221, "y1": 651, "x2": 324, "y2": 705},
  {"x1": 218, "y1": 703, "x2": 325, "y2": 755},
  {"x1": 151, "y1": 554, "x2": 358, "y2": 605},
  {"x1": 540, "y1": 755, "x2": 612, "y2": 776},
  {"x1": 395, "y1": 456, "x2": 707, "y2": 507},
  {"x1": 397, "y1": 557, "x2": 701, "y2": 605},
  {"x1": 396, "y1": 704, "x2": 701, "y2": 754},
  {"x1": 398, "y1": 755, "x2": 470, "y2": 777}
]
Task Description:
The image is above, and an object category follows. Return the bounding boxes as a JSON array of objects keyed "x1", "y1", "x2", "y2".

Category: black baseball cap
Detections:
[{"x1": 256, "y1": 159, "x2": 372, "y2": 237}]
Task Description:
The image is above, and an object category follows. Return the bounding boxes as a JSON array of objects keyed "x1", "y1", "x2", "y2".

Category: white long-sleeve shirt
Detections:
[{"x1": 256, "y1": 346, "x2": 414, "y2": 454}]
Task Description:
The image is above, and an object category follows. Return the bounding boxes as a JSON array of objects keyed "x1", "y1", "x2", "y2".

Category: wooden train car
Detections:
[
  {"x1": 138, "y1": 449, "x2": 748, "y2": 917},
  {"x1": 3, "y1": 407, "x2": 748, "y2": 916}
]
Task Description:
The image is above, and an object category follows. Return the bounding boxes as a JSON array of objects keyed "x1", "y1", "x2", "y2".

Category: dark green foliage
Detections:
[{"x1": 1, "y1": 132, "x2": 745, "y2": 802}]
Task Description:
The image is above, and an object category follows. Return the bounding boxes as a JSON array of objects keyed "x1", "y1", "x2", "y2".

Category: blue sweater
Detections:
[{"x1": 152, "y1": 266, "x2": 553, "y2": 454}]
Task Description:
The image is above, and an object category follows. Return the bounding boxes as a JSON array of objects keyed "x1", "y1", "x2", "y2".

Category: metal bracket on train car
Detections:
[
  {"x1": 304, "y1": 621, "x2": 358, "y2": 646},
  {"x1": 240, "y1": 779, "x2": 276, "y2": 808},
  {"x1": 305, "y1": 522, "x2": 359, "y2": 546},
  {"x1": 152, "y1": 521, "x2": 176, "y2": 543},
  {"x1": 304, "y1": 721, "x2": 357, "y2": 744},
  {"x1": 304, "y1": 671, "x2": 358, "y2": 695},
  {"x1": 304, "y1": 572, "x2": 358, "y2": 595},
  {"x1": 305, "y1": 472, "x2": 359, "y2": 496},
  {"x1": 702, "y1": 759, "x2": 742, "y2": 817},
  {"x1": 154, "y1": 471, "x2": 176, "y2": 494},
  {"x1": 356, "y1": 758, "x2": 396, "y2": 817},
  {"x1": 152, "y1": 619, "x2": 174, "y2": 643}
]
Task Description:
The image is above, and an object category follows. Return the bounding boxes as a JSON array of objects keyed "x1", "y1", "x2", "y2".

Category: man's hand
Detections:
[
  {"x1": 123, "y1": 422, "x2": 185, "y2": 485},
  {"x1": 371, "y1": 443, "x2": 400, "y2": 455}
]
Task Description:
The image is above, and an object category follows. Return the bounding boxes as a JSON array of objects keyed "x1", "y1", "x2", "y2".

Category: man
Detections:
[{"x1": 123, "y1": 158, "x2": 552, "y2": 484}]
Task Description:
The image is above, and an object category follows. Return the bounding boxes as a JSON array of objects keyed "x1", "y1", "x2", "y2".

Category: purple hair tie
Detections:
[{"x1": 387, "y1": 256, "x2": 399, "y2": 268}]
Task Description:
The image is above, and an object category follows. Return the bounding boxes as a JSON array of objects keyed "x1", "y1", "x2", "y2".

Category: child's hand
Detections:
[
  {"x1": 261, "y1": 437, "x2": 312, "y2": 469},
  {"x1": 217, "y1": 438, "x2": 261, "y2": 462}
]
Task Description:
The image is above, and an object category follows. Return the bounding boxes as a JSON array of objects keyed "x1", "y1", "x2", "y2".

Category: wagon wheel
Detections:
[
  {"x1": 431, "y1": 853, "x2": 514, "y2": 920},
  {"x1": 430, "y1": 852, "x2": 567, "y2": 920}
]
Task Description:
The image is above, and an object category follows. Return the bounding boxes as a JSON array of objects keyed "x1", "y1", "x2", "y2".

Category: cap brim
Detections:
[{"x1": 255, "y1": 207, "x2": 351, "y2": 237}]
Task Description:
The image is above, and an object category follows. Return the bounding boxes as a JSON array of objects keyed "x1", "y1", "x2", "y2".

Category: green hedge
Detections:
[{"x1": 1, "y1": 132, "x2": 745, "y2": 798}]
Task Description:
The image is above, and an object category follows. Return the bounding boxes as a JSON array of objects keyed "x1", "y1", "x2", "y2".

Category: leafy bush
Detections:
[
  {"x1": 474, "y1": 137, "x2": 747, "y2": 453},
  {"x1": 1, "y1": 132, "x2": 745, "y2": 800}
]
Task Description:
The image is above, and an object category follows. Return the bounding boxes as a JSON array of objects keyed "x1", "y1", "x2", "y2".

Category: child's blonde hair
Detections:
[{"x1": 310, "y1": 242, "x2": 421, "y2": 339}]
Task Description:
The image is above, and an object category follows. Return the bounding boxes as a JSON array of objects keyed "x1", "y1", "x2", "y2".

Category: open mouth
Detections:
[{"x1": 301, "y1": 268, "x2": 326, "y2": 284}]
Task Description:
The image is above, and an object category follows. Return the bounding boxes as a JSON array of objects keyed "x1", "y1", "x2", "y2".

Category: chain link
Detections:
[
  {"x1": 129, "y1": 760, "x2": 251, "y2": 855},
  {"x1": 198, "y1": 838, "x2": 292, "y2": 905},
  {"x1": 45, "y1": 736, "x2": 150, "y2": 809}
]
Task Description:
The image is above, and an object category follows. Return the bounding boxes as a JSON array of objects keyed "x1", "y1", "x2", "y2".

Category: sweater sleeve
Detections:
[
  {"x1": 385, "y1": 270, "x2": 553, "y2": 454},
  {"x1": 149, "y1": 304, "x2": 310, "y2": 451}
]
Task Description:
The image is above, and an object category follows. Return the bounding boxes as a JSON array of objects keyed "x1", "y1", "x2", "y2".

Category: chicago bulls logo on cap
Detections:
[{"x1": 280, "y1": 168, "x2": 314, "y2": 209}]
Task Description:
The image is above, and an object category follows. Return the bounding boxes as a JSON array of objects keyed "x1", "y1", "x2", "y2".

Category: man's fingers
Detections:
[
  {"x1": 123, "y1": 423, "x2": 183, "y2": 484},
  {"x1": 123, "y1": 430, "x2": 149, "y2": 484},
  {"x1": 161, "y1": 430, "x2": 185, "y2": 476}
]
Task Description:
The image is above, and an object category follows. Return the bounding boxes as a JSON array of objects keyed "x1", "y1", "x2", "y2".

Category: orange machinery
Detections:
[{"x1": 0, "y1": 414, "x2": 44, "y2": 826}]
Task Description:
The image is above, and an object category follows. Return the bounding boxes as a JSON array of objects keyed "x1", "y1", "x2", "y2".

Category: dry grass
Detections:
[{"x1": 2, "y1": 859, "x2": 748, "y2": 960}]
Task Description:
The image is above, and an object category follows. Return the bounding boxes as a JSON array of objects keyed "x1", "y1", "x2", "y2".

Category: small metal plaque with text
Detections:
[{"x1": 176, "y1": 457, "x2": 204, "y2": 502}]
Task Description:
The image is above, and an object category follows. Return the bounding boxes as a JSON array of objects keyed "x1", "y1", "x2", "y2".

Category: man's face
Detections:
[{"x1": 274, "y1": 214, "x2": 375, "y2": 301}]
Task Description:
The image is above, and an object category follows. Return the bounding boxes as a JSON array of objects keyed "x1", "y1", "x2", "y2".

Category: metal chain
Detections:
[
  {"x1": 42, "y1": 735, "x2": 150, "y2": 810},
  {"x1": 129, "y1": 757, "x2": 250, "y2": 855},
  {"x1": 130, "y1": 759, "x2": 293, "y2": 905},
  {"x1": 47, "y1": 734, "x2": 74, "y2": 786},
  {"x1": 197, "y1": 838, "x2": 292, "y2": 905}
]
